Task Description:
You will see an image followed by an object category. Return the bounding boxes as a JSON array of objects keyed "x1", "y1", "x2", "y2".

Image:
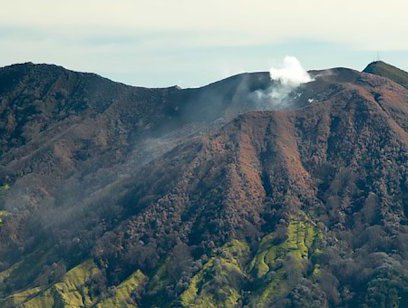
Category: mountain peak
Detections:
[{"x1": 363, "y1": 60, "x2": 408, "y2": 88}]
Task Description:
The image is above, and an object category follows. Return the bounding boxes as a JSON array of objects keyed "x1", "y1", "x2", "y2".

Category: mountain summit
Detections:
[
  {"x1": 363, "y1": 60, "x2": 408, "y2": 88},
  {"x1": 1, "y1": 62, "x2": 408, "y2": 307}
]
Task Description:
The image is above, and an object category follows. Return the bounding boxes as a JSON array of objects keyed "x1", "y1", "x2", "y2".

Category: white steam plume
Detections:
[
  {"x1": 270, "y1": 56, "x2": 313, "y2": 86},
  {"x1": 253, "y1": 56, "x2": 314, "y2": 109}
]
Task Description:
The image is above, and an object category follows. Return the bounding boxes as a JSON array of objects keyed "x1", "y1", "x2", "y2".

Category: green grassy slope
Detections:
[
  {"x1": 21, "y1": 260, "x2": 100, "y2": 307},
  {"x1": 96, "y1": 270, "x2": 146, "y2": 307},
  {"x1": 0, "y1": 220, "x2": 324, "y2": 307},
  {"x1": 0, "y1": 260, "x2": 146, "y2": 307},
  {"x1": 249, "y1": 215, "x2": 323, "y2": 307},
  {"x1": 179, "y1": 240, "x2": 250, "y2": 307},
  {"x1": 176, "y1": 214, "x2": 323, "y2": 307},
  {"x1": 0, "y1": 210, "x2": 7, "y2": 226}
]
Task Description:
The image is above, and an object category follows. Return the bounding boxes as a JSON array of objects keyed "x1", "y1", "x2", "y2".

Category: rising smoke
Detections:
[
  {"x1": 253, "y1": 56, "x2": 314, "y2": 109},
  {"x1": 270, "y1": 56, "x2": 313, "y2": 86}
]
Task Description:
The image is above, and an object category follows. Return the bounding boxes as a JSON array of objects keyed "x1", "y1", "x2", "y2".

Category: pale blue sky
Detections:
[{"x1": 1, "y1": 0, "x2": 407, "y2": 88}]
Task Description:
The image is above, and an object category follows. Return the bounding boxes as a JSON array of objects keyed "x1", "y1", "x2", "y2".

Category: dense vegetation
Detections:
[{"x1": 0, "y1": 62, "x2": 408, "y2": 307}]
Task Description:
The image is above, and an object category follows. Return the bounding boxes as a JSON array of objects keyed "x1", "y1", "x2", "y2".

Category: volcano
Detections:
[{"x1": 1, "y1": 61, "x2": 408, "y2": 307}]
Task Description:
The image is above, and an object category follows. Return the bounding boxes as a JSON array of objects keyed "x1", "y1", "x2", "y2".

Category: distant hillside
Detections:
[{"x1": 364, "y1": 61, "x2": 408, "y2": 88}]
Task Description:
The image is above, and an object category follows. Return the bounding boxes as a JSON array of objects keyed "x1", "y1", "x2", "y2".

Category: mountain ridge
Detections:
[
  {"x1": 363, "y1": 60, "x2": 408, "y2": 89},
  {"x1": 1, "y1": 61, "x2": 408, "y2": 307}
]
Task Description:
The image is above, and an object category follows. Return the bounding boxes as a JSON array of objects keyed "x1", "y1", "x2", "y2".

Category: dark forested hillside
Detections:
[{"x1": 1, "y1": 61, "x2": 408, "y2": 307}]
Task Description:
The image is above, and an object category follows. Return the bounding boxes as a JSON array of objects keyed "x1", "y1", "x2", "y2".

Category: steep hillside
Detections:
[{"x1": 1, "y1": 62, "x2": 408, "y2": 307}]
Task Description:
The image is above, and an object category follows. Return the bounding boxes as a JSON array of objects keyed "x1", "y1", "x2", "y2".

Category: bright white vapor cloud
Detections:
[
  {"x1": 0, "y1": 0, "x2": 407, "y2": 87},
  {"x1": 252, "y1": 56, "x2": 314, "y2": 110},
  {"x1": 270, "y1": 56, "x2": 313, "y2": 87}
]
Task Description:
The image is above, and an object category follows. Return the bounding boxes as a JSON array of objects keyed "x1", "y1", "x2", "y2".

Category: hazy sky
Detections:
[{"x1": 1, "y1": 0, "x2": 407, "y2": 87}]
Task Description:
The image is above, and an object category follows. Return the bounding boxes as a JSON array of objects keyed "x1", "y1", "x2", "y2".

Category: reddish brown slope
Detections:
[
  {"x1": 1, "y1": 64, "x2": 408, "y2": 306},
  {"x1": 91, "y1": 70, "x2": 408, "y2": 305}
]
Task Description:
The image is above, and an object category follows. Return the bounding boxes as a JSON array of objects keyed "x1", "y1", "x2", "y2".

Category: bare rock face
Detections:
[{"x1": 1, "y1": 62, "x2": 408, "y2": 307}]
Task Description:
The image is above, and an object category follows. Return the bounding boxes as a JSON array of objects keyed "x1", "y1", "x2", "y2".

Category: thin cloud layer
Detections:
[
  {"x1": 0, "y1": 0, "x2": 407, "y2": 87},
  {"x1": 1, "y1": 0, "x2": 407, "y2": 50}
]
